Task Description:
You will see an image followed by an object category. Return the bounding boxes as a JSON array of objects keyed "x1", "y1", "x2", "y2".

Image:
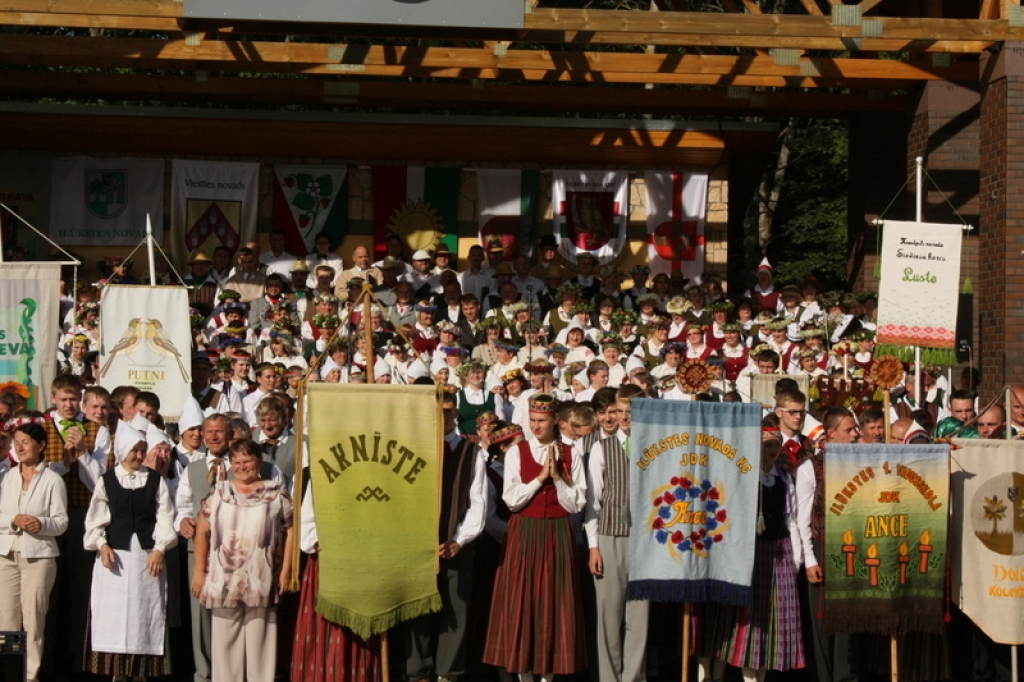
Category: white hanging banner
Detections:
[
  {"x1": 876, "y1": 220, "x2": 962, "y2": 350},
  {"x1": 644, "y1": 170, "x2": 709, "y2": 279},
  {"x1": 170, "y1": 159, "x2": 259, "y2": 266},
  {"x1": 552, "y1": 170, "x2": 629, "y2": 265},
  {"x1": 98, "y1": 285, "x2": 192, "y2": 420}
]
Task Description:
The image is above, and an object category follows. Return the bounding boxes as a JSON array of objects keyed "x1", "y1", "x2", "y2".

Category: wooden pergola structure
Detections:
[{"x1": 0, "y1": 0, "x2": 1019, "y2": 115}]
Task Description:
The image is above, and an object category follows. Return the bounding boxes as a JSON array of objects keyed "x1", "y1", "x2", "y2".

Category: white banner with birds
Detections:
[{"x1": 98, "y1": 284, "x2": 191, "y2": 420}]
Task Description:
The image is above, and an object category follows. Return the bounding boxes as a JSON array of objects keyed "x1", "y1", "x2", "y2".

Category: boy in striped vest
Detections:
[
  {"x1": 584, "y1": 384, "x2": 649, "y2": 682},
  {"x1": 40, "y1": 373, "x2": 112, "y2": 678}
]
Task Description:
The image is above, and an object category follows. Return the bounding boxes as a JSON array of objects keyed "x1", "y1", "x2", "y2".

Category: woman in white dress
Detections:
[
  {"x1": 84, "y1": 420, "x2": 177, "y2": 680},
  {"x1": 0, "y1": 420, "x2": 68, "y2": 682}
]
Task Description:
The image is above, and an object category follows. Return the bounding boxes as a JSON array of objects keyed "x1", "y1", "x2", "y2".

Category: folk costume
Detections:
[
  {"x1": 483, "y1": 395, "x2": 587, "y2": 678},
  {"x1": 83, "y1": 422, "x2": 177, "y2": 678},
  {"x1": 584, "y1": 429, "x2": 650, "y2": 682}
]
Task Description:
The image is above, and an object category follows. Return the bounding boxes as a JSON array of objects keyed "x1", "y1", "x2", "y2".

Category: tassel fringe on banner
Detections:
[
  {"x1": 873, "y1": 344, "x2": 958, "y2": 368},
  {"x1": 824, "y1": 610, "x2": 945, "y2": 638},
  {"x1": 316, "y1": 592, "x2": 442, "y2": 640},
  {"x1": 626, "y1": 579, "x2": 750, "y2": 608}
]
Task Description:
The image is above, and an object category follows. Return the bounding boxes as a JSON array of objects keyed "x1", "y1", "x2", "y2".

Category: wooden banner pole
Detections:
[
  {"x1": 883, "y1": 390, "x2": 892, "y2": 445},
  {"x1": 682, "y1": 601, "x2": 691, "y2": 682},
  {"x1": 363, "y1": 284, "x2": 375, "y2": 383},
  {"x1": 381, "y1": 630, "x2": 390, "y2": 682},
  {"x1": 891, "y1": 635, "x2": 899, "y2": 682}
]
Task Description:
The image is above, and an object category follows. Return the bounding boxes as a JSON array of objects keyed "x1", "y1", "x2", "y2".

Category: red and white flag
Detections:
[
  {"x1": 273, "y1": 165, "x2": 347, "y2": 256},
  {"x1": 644, "y1": 170, "x2": 709, "y2": 279},
  {"x1": 552, "y1": 171, "x2": 629, "y2": 265}
]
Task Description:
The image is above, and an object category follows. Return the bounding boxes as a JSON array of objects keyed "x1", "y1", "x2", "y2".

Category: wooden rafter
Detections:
[
  {"x1": 0, "y1": 70, "x2": 908, "y2": 115},
  {"x1": 0, "y1": 35, "x2": 974, "y2": 87}
]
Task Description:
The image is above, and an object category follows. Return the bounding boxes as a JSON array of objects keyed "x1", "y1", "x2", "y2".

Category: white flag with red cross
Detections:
[{"x1": 644, "y1": 170, "x2": 709, "y2": 280}]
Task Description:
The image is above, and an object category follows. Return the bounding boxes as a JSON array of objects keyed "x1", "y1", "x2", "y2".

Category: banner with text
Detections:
[
  {"x1": 0, "y1": 263, "x2": 60, "y2": 410},
  {"x1": 50, "y1": 156, "x2": 164, "y2": 246},
  {"x1": 170, "y1": 159, "x2": 259, "y2": 266},
  {"x1": 98, "y1": 285, "x2": 191, "y2": 420},
  {"x1": 824, "y1": 444, "x2": 949, "y2": 636},
  {"x1": 644, "y1": 170, "x2": 709, "y2": 280},
  {"x1": 951, "y1": 439, "x2": 1024, "y2": 644},
  {"x1": 876, "y1": 220, "x2": 962, "y2": 352},
  {"x1": 626, "y1": 399, "x2": 760, "y2": 606},
  {"x1": 307, "y1": 383, "x2": 442, "y2": 637},
  {"x1": 552, "y1": 170, "x2": 630, "y2": 266}
]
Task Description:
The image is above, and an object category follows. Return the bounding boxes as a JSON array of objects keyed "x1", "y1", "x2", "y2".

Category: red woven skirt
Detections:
[
  {"x1": 482, "y1": 514, "x2": 586, "y2": 675},
  {"x1": 292, "y1": 555, "x2": 382, "y2": 682}
]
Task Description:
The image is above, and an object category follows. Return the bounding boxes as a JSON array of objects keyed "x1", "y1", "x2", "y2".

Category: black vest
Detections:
[{"x1": 104, "y1": 468, "x2": 160, "y2": 551}]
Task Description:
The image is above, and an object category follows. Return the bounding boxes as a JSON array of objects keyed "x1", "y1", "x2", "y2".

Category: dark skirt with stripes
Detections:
[
  {"x1": 708, "y1": 536, "x2": 805, "y2": 671},
  {"x1": 291, "y1": 554, "x2": 382, "y2": 682},
  {"x1": 483, "y1": 514, "x2": 586, "y2": 674},
  {"x1": 84, "y1": 612, "x2": 171, "y2": 678}
]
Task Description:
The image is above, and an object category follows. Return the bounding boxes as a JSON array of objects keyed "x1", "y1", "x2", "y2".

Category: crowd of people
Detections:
[{"x1": 0, "y1": 229, "x2": 1008, "y2": 682}]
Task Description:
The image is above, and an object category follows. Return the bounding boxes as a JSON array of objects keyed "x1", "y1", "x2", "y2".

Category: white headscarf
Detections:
[
  {"x1": 114, "y1": 421, "x2": 146, "y2": 463},
  {"x1": 179, "y1": 396, "x2": 205, "y2": 434},
  {"x1": 320, "y1": 357, "x2": 341, "y2": 380},
  {"x1": 129, "y1": 412, "x2": 151, "y2": 433},
  {"x1": 146, "y1": 423, "x2": 171, "y2": 452}
]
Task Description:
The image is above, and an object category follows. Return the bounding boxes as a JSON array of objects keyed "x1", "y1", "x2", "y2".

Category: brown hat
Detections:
[
  {"x1": 290, "y1": 259, "x2": 309, "y2": 273},
  {"x1": 492, "y1": 262, "x2": 514, "y2": 276},
  {"x1": 486, "y1": 238, "x2": 505, "y2": 254},
  {"x1": 434, "y1": 243, "x2": 452, "y2": 256},
  {"x1": 188, "y1": 250, "x2": 213, "y2": 265},
  {"x1": 545, "y1": 265, "x2": 569, "y2": 280}
]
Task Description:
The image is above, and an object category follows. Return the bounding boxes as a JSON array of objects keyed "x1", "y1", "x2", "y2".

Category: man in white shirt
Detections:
[
  {"x1": 584, "y1": 385, "x2": 649, "y2": 682},
  {"x1": 457, "y1": 244, "x2": 494, "y2": 302},
  {"x1": 304, "y1": 231, "x2": 345, "y2": 288},
  {"x1": 403, "y1": 391, "x2": 489, "y2": 682},
  {"x1": 404, "y1": 249, "x2": 441, "y2": 297},
  {"x1": 259, "y1": 229, "x2": 297, "y2": 278}
]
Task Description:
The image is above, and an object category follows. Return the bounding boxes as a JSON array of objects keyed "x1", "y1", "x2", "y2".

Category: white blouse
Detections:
[
  {"x1": 502, "y1": 438, "x2": 586, "y2": 514},
  {"x1": 84, "y1": 465, "x2": 177, "y2": 554}
]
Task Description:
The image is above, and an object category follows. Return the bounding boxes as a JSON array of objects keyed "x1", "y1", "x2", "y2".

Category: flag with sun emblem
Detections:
[
  {"x1": 170, "y1": 160, "x2": 259, "y2": 267},
  {"x1": 371, "y1": 166, "x2": 460, "y2": 261},
  {"x1": 644, "y1": 170, "x2": 709, "y2": 280}
]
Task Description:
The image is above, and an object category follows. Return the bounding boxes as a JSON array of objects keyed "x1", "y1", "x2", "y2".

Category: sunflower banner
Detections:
[
  {"x1": 626, "y1": 399, "x2": 761, "y2": 605},
  {"x1": 0, "y1": 262, "x2": 60, "y2": 409},
  {"x1": 98, "y1": 285, "x2": 192, "y2": 420},
  {"x1": 951, "y1": 439, "x2": 1024, "y2": 644}
]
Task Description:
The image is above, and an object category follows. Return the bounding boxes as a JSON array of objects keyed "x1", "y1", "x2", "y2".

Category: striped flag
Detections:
[
  {"x1": 644, "y1": 170, "x2": 709, "y2": 279},
  {"x1": 371, "y1": 166, "x2": 460, "y2": 261},
  {"x1": 272, "y1": 165, "x2": 348, "y2": 255},
  {"x1": 475, "y1": 169, "x2": 541, "y2": 259}
]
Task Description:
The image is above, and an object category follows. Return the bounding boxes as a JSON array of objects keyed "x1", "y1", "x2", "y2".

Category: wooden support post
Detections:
[
  {"x1": 381, "y1": 631, "x2": 390, "y2": 682},
  {"x1": 883, "y1": 390, "x2": 892, "y2": 444},
  {"x1": 890, "y1": 634, "x2": 899, "y2": 682},
  {"x1": 682, "y1": 601, "x2": 692, "y2": 682}
]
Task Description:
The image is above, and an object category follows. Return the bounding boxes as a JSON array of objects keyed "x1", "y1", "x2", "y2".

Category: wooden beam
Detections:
[
  {"x1": 0, "y1": 110, "x2": 729, "y2": 167},
  {"x1": 0, "y1": 0, "x2": 183, "y2": 17},
  {"x1": 0, "y1": 35, "x2": 977, "y2": 84},
  {"x1": 0, "y1": 70, "x2": 909, "y2": 116},
  {"x1": 980, "y1": 0, "x2": 998, "y2": 19},
  {"x1": 0, "y1": 12, "x2": 994, "y2": 52},
  {"x1": 861, "y1": 0, "x2": 887, "y2": 12}
]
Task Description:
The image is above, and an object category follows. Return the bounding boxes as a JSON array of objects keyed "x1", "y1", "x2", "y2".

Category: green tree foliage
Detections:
[{"x1": 767, "y1": 118, "x2": 849, "y2": 290}]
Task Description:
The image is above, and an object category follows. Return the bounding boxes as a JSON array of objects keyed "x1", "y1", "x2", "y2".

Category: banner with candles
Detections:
[
  {"x1": 626, "y1": 399, "x2": 761, "y2": 606},
  {"x1": 823, "y1": 444, "x2": 949, "y2": 636},
  {"x1": 950, "y1": 439, "x2": 1024, "y2": 644}
]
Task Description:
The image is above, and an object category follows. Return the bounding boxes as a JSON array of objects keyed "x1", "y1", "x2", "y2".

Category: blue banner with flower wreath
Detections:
[{"x1": 626, "y1": 399, "x2": 761, "y2": 605}]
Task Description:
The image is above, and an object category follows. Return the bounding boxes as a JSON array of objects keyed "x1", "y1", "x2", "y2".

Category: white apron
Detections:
[{"x1": 90, "y1": 535, "x2": 166, "y2": 656}]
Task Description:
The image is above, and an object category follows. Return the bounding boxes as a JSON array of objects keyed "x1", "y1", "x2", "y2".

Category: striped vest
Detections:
[
  {"x1": 597, "y1": 435, "x2": 631, "y2": 537},
  {"x1": 43, "y1": 417, "x2": 102, "y2": 508}
]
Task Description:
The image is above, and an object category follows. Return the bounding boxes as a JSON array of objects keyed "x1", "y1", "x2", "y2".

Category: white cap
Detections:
[
  {"x1": 412, "y1": 249, "x2": 432, "y2": 261},
  {"x1": 146, "y1": 423, "x2": 171, "y2": 451},
  {"x1": 114, "y1": 421, "x2": 146, "y2": 463},
  {"x1": 573, "y1": 371, "x2": 591, "y2": 388},
  {"x1": 320, "y1": 357, "x2": 341, "y2": 380},
  {"x1": 129, "y1": 412, "x2": 152, "y2": 432},
  {"x1": 625, "y1": 355, "x2": 646, "y2": 374},
  {"x1": 802, "y1": 413, "x2": 825, "y2": 442},
  {"x1": 406, "y1": 361, "x2": 431, "y2": 382},
  {"x1": 179, "y1": 396, "x2": 205, "y2": 434}
]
